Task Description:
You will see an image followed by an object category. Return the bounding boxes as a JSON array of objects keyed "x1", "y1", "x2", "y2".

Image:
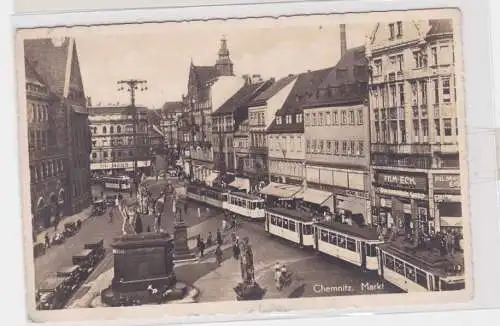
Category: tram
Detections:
[
  {"x1": 226, "y1": 192, "x2": 265, "y2": 219},
  {"x1": 264, "y1": 207, "x2": 316, "y2": 247},
  {"x1": 186, "y1": 185, "x2": 228, "y2": 209},
  {"x1": 376, "y1": 244, "x2": 465, "y2": 292},
  {"x1": 314, "y1": 221, "x2": 383, "y2": 271},
  {"x1": 102, "y1": 176, "x2": 131, "y2": 191}
]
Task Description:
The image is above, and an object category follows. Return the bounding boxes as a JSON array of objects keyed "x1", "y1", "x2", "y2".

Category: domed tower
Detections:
[{"x1": 215, "y1": 36, "x2": 234, "y2": 76}]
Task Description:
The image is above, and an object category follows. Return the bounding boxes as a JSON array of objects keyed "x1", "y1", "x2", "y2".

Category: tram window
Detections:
[
  {"x1": 338, "y1": 235, "x2": 347, "y2": 248},
  {"x1": 405, "y1": 265, "x2": 416, "y2": 282},
  {"x1": 320, "y1": 230, "x2": 328, "y2": 242},
  {"x1": 271, "y1": 215, "x2": 277, "y2": 225},
  {"x1": 367, "y1": 244, "x2": 377, "y2": 257},
  {"x1": 394, "y1": 259, "x2": 405, "y2": 276},
  {"x1": 303, "y1": 224, "x2": 312, "y2": 235},
  {"x1": 289, "y1": 220, "x2": 296, "y2": 232},
  {"x1": 434, "y1": 277, "x2": 440, "y2": 291},
  {"x1": 384, "y1": 254, "x2": 395, "y2": 270},
  {"x1": 416, "y1": 269, "x2": 428, "y2": 289},
  {"x1": 283, "y1": 218, "x2": 289, "y2": 229},
  {"x1": 346, "y1": 238, "x2": 356, "y2": 252},
  {"x1": 257, "y1": 202, "x2": 264, "y2": 209},
  {"x1": 277, "y1": 217, "x2": 283, "y2": 227},
  {"x1": 328, "y1": 233, "x2": 337, "y2": 245}
]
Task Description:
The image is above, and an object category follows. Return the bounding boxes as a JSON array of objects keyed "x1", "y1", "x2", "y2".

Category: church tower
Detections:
[{"x1": 215, "y1": 36, "x2": 234, "y2": 76}]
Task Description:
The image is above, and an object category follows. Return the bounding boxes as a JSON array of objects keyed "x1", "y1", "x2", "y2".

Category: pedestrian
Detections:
[
  {"x1": 215, "y1": 245, "x2": 223, "y2": 266},
  {"x1": 446, "y1": 232, "x2": 455, "y2": 256},
  {"x1": 233, "y1": 237, "x2": 240, "y2": 260},
  {"x1": 197, "y1": 207, "x2": 201, "y2": 218},
  {"x1": 134, "y1": 213, "x2": 143, "y2": 234},
  {"x1": 108, "y1": 208, "x2": 113, "y2": 224},
  {"x1": 184, "y1": 201, "x2": 188, "y2": 215},
  {"x1": 154, "y1": 213, "x2": 161, "y2": 232},
  {"x1": 216, "y1": 228, "x2": 223, "y2": 246},
  {"x1": 222, "y1": 219, "x2": 227, "y2": 231},
  {"x1": 199, "y1": 238, "x2": 206, "y2": 257},
  {"x1": 207, "y1": 232, "x2": 213, "y2": 247},
  {"x1": 275, "y1": 262, "x2": 282, "y2": 290},
  {"x1": 44, "y1": 233, "x2": 50, "y2": 248}
]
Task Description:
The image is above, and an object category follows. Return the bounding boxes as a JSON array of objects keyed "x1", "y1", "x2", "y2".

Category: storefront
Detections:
[
  {"x1": 432, "y1": 173, "x2": 462, "y2": 235},
  {"x1": 373, "y1": 171, "x2": 430, "y2": 236}
]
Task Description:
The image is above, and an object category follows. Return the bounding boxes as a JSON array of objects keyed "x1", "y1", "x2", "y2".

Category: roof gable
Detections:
[
  {"x1": 249, "y1": 75, "x2": 297, "y2": 107},
  {"x1": 213, "y1": 81, "x2": 272, "y2": 116},
  {"x1": 426, "y1": 19, "x2": 453, "y2": 37},
  {"x1": 369, "y1": 21, "x2": 428, "y2": 52}
]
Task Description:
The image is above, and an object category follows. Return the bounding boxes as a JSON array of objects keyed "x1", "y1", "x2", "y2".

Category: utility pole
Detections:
[{"x1": 117, "y1": 79, "x2": 148, "y2": 193}]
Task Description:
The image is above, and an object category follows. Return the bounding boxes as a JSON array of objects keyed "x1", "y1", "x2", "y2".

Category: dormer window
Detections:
[
  {"x1": 276, "y1": 116, "x2": 282, "y2": 125},
  {"x1": 285, "y1": 115, "x2": 292, "y2": 124},
  {"x1": 296, "y1": 113, "x2": 302, "y2": 123}
]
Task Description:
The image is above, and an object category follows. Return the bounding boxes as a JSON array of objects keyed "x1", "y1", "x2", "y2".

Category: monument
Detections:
[
  {"x1": 173, "y1": 194, "x2": 197, "y2": 262},
  {"x1": 100, "y1": 232, "x2": 178, "y2": 306},
  {"x1": 233, "y1": 237, "x2": 266, "y2": 300}
]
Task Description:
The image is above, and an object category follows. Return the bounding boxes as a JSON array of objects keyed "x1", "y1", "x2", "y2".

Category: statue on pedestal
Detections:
[{"x1": 233, "y1": 237, "x2": 265, "y2": 300}]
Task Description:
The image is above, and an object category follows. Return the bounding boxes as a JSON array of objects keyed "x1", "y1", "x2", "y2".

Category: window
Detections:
[
  {"x1": 102, "y1": 126, "x2": 107, "y2": 134},
  {"x1": 358, "y1": 141, "x2": 364, "y2": 156},
  {"x1": 341, "y1": 111, "x2": 347, "y2": 125},
  {"x1": 413, "y1": 51, "x2": 426, "y2": 69},
  {"x1": 306, "y1": 139, "x2": 310, "y2": 153},
  {"x1": 325, "y1": 112, "x2": 332, "y2": 125},
  {"x1": 312, "y1": 113, "x2": 317, "y2": 125},
  {"x1": 357, "y1": 110, "x2": 363, "y2": 125},
  {"x1": 440, "y1": 45, "x2": 451, "y2": 65},
  {"x1": 103, "y1": 151, "x2": 108, "y2": 158},
  {"x1": 350, "y1": 141, "x2": 355, "y2": 155},
  {"x1": 398, "y1": 84, "x2": 405, "y2": 106},
  {"x1": 397, "y1": 21, "x2": 403, "y2": 37},
  {"x1": 319, "y1": 112, "x2": 324, "y2": 125},
  {"x1": 333, "y1": 111, "x2": 339, "y2": 124},
  {"x1": 413, "y1": 120, "x2": 420, "y2": 142},
  {"x1": 433, "y1": 79, "x2": 440, "y2": 104},
  {"x1": 444, "y1": 118, "x2": 452, "y2": 136},
  {"x1": 305, "y1": 113, "x2": 310, "y2": 125},
  {"x1": 349, "y1": 111, "x2": 355, "y2": 125},
  {"x1": 342, "y1": 141, "x2": 347, "y2": 154},
  {"x1": 117, "y1": 125, "x2": 122, "y2": 133},
  {"x1": 296, "y1": 113, "x2": 302, "y2": 123},
  {"x1": 390, "y1": 84, "x2": 397, "y2": 107},
  {"x1": 397, "y1": 54, "x2": 404, "y2": 71},
  {"x1": 435, "y1": 119, "x2": 441, "y2": 136},
  {"x1": 389, "y1": 23, "x2": 395, "y2": 39},
  {"x1": 334, "y1": 140, "x2": 339, "y2": 153},
  {"x1": 326, "y1": 140, "x2": 332, "y2": 153},
  {"x1": 411, "y1": 81, "x2": 418, "y2": 106},
  {"x1": 110, "y1": 126, "x2": 114, "y2": 134},
  {"x1": 91, "y1": 152, "x2": 97, "y2": 159},
  {"x1": 455, "y1": 118, "x2": 459, "y2": 135},
  {"x1": 422, "y1": 119, "x2": 429, "y2": 137},
  {"x1": 389, "y1": 56, "x2": 396, "y2": 70},
  {"x1": 420, "y1": 80, "x2": 428, "y2": 105},
  {"x1": 431, "y1": 47, "x2": 438, "y2": 66},
  {"x1": 442, "y1": 78, "x2": 451, "y2": 102},
  {"x1": 276, "y1": 116, "x2": 282, "y2": 125},
  {"x1": 374, "y1": 59, "x2": 382, "y2": 75},
  {"x1": 286, "y1": 115, "x2": 292, "y2": 124}
]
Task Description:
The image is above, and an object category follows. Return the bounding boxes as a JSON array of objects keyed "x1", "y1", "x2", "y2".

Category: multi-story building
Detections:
[
  {"x1": 181, "y1": 37, "x2": 242, "y2": 180},
  {"x1": 211, "y1": 79, "x2": 273, "y2": 189},
  {"x1": 367, "y1": 19, "x2": 461, "y2": 237},
  {"x1": 244, "y1": 75, "x2": 297, "y2": 192},
  {"x1": 159, "y1": 101, "x2": 184, "y2": 150},
  {"x1": 25, "y1": 37, "x2": 92, "y2": 229},
  {"x1": 262, "y1": 68, "x2": 331, "y2": 199},
  {"x1": 89, "y1": 105, "x2": 152, "y2": 176},
  {"x1": 302, "y1": 25, "x2": 371, "y2": 221}
]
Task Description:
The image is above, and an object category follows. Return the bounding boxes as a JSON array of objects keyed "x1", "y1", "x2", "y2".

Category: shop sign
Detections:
[
  {"x1": 434, "y1": 194, "x2": 462, "y2": 202},
  {"x1": 433, "y1": 174, "x2": 460, "y2": 192},
  {"x1": 376, "y1": 172, "x2": 427, "y2": 191}
]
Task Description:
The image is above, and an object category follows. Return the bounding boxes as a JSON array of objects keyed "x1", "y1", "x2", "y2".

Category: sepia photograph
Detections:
[{"x1": 14, "y1": 8, "x2": 471, "y2": 322}]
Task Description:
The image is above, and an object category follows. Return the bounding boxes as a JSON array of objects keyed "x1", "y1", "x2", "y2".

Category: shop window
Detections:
[{"x1": 438, "y1": 202, "x2": 462, "y2": 217}]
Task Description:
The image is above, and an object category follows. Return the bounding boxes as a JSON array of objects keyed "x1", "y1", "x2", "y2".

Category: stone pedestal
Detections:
[
  {"x1": 173, "y1": 222, "x2": 197, "y2": 262},
  {"x1": 101, "y1": 232, "x2": 177, "y2": 306}
]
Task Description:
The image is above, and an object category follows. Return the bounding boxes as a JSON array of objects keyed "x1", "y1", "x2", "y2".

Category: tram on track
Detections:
[
  {"x1": 264, "y1": 207, "x2": 316, "y2": 247},
  {"x1": 226, "y1": 191, "x2": 265, "y2": 219}
]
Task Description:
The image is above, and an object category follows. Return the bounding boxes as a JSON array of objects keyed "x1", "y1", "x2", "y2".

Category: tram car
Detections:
[
  {"x1": 186, "y1": 185, "x2": 228, "y2": 209},
  {"x1": 376, "y1": 243, "x2": 465, "y2": 292},
  {"x1": 314, "y1": 221, "x2": 383, "y2": 271},
  {"x1": 264, "y1": 207, "x2": 316, "y2": 247},
  {"x1": 226, "y1": 191, "x2": 265, "y2": 219}
]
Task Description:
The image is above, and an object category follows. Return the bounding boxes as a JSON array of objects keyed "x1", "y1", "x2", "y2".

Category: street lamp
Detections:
[{"x1": 117, "y1": 79, "x2": 148, "y2": 193}]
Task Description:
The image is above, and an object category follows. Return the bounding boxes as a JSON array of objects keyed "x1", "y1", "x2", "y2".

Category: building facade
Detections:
[
  {"x1": 159, "y1": 101, "x2": 184, "y2": 150},
  {"x1": 302, "y1": 38, "x2": 371, "y2": 221},
  {"x1": 25, "y1": 37, "x2": 92, "y2": 229},
  {"x1": 367, "y1": 19, "x2": 461, "y2": 236},
  {"x1": 264, "y1": 68, "x2": 331, "y2": 198},
  {"x1": 89, "y1": 106, "x2": 152, "y2": 176},
  {"x1": 245, "y1": 75, "x2": 297, "y2": 191}
]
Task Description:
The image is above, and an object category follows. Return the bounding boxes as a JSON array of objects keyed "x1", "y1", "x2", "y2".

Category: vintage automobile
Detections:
[
  {"x1": 56, "y1": 265, "x2": 83, "y2": 293},
  {"x1": 91, "y1": 199, "x2": 107, "y2": 216},
  {"x1": 63, "y1": 222, "x2": 79, "y2": 238},
  {"x1": 105, "y1": 195, "x2": 117, "y2": 207},
  {"x1": 72, "y1": 249, "x2": 95, "y2": 278},
  {"x1": 36, "y1": 276, "x2": 68, "y2": 310},
  {"x1": 84, "y1": 239, "x2": 105, "y2": 263}
]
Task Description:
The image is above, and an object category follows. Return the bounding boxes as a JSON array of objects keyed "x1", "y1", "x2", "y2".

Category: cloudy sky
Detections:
[{"x1": 63, "y1": 16, "x2": 373, "y2": 108}]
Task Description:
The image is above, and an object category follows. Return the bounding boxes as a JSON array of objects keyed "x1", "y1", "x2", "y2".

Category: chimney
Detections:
[
  {"x1": 86, "y1": 96, "x2": 92, "y2": 107},
  {"x1": 340, "y1": 24, "x2": 347, "y2": 57},
  {"x1": 242, "y1": 74, "x2": 251, "y2": 85}
]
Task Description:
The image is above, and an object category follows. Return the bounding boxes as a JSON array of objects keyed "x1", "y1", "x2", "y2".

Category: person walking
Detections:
[
  {"x1": 222, "y1": 219, "x2": 227, "y2": 232},
  {"x1": 207, "y1": 232, "x2": 213, "y2": 247},
  {"x1": 275, "y1": 262, "x2": 282, "y2": 290},
  {"x1": 199, "y1": 238, "x2": 206, "y2": 257},
  {"x1": 216, "y1": 228, "x2": 223, "y2": 246},
  {"x1": 215, "y1": 245, "x2": 223, "y2": 266},
  {"x1": 108, "y1": 207, "x2": 113, "y2": 224}
]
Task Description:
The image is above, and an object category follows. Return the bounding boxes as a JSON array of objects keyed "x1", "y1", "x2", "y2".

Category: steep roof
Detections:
[
  {"x1": 88, "y1": 106, "x2": 149, "y2": 116},
  {"x1": 302, "y1": 46, "x2": 369, "y2": 109},
  {"x1": 190, "y1": 64, "x2": 219, "y2": 88},
  {"x1": 248, "y1": 75, "x2": 297, "y2": 107},
  {"x1": 25, "y1": 57, "x2": 47, "y2": 88},
  {"x1": 24, "y1": 38, "x2": 83, "y2": 98},
  {"x1": 212, "y1": 80, "x2": 272, "y2": 116},
  {"x1": 161, "y1": 101, "x2": 184, "y2": 114},
  {"x1": 426, "y1": 19, "x2": 453, "y2": 37},
  {"x1": 267, "y1": 67, "x2": 332, "y2": 134}
]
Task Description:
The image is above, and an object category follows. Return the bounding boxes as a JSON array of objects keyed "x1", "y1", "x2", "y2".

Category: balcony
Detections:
[
  {"x1": 371, "y1": 143, "x2": 432, "y2": 155},
  {"x1": 432, "y1": 143, "x2": 459, "y2": 154}
]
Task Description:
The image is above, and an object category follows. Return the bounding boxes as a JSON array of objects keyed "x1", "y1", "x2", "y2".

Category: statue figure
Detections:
[{"x1": 239, "y1": 237, "x2": 255, "y2": 285}]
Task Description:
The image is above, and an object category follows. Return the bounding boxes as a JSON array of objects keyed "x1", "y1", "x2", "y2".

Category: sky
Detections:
[{"x1": 64, "y1": 16, "x2": 374, "y2": 109}]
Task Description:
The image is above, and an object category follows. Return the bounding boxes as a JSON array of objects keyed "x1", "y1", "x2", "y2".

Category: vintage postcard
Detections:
[{"x1": 15, "y1": 8, "x2": 472, "y2": 323}]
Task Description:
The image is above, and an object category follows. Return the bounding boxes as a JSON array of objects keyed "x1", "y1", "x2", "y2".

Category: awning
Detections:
[
  {"x1": 260, "y1": 182, "x2": 303, "y2": 199},
  {"x1": 337, "y1": 196, "x2": 365, "y2": 215},
  {"x1": 205, "y1": 172, "x2": 219, "y2": 185},
  {"x1": 229, "y1": 177, "x2": 250, "y2": 192},
  {"x1": 303, "y1": 188, "x2": 333, "y2": 205}
]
